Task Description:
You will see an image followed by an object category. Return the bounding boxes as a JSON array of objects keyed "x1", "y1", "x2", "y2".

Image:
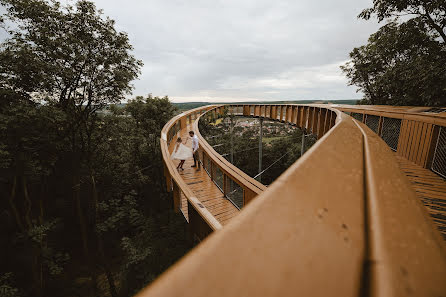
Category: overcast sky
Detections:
[{"x1": 8, "y1": 1, "x2": 383, "y2": 103}]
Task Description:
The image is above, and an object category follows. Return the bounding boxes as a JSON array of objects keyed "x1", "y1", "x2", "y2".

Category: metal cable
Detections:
[{"x1": 253, "y1": 151, "x2": 291, "y2": 179}]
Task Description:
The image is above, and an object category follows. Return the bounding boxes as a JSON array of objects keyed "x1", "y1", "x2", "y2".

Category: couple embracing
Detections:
[{"x1": 171, "y1": 131, "x2": 201, "y2": 171}]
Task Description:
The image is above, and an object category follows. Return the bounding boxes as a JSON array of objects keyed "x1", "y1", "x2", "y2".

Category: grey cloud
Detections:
[{"x1": 7, "y1": 0, "x2": 383, "y2": 102}]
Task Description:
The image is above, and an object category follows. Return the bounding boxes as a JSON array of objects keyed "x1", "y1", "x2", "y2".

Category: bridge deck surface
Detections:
[
  {"x1": 170, "y1": 123, "x2": 446, "y2": 237},
  {"x1": 396, "y1": 155, "x2": 446, "y2": 239},
  {"x1": 171, "y1": 126, "x2": 239, "y2": 225}
]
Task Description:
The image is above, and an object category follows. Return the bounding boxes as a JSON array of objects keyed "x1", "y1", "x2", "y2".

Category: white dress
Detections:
[{"x1": 171, "y1": 143, "x2": 193, "y2": 160}]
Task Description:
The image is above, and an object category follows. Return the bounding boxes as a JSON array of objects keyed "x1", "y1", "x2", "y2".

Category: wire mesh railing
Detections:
[
  {"x1": 179, "y1": 190, "x2": 189, "y2": 222},
  {"x1": 351, "y1": 112, "x2": 363, "y2": 122},
  {"x1": 365, "y1": 115, "x2": 380, "y2": 133},
  {"x1": 214, "y1": 167, "x2": 224, "y2": 191},
  {"x1": 380, "y1": 117, "x2": 401, "y2": 151},
  {"x1": 432, "y1": 127, "x2": 446, "y2": 178},
  {"x1": 204, "y1": 154, "x2": 212, "y2": 177},
  {"x1": 225, "y1": 177, "x2": 244, "y2": 209}
]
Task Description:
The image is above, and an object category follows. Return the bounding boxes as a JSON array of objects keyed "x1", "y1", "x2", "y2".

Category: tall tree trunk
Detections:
[
  {"x1": 91, "y1": 173, "x2": 118, "y2": 297},
  {"x1": 8, "y1": 175, "x2": 24, "y2": 231},
  {"x1": 74, "y1": 175, "x2": 89, "y2": 258},
  {"x1": 23, "y1": 175, "x2": 32, "y2": 228}
]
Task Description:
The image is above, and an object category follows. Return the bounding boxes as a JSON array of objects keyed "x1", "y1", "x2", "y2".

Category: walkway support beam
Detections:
[{"x1": 258, "y1": 117, "x2": 263, "y2": 183}]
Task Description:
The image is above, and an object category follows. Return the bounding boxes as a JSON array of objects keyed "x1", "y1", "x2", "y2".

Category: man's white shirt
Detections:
[{"x1": 192, "y1": 135, "x2": 199, "y2": 152}]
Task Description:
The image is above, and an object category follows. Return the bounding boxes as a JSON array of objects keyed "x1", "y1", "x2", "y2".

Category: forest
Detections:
[{"x1": 0, "y1": 1, "x2": 191, "y2": 296}]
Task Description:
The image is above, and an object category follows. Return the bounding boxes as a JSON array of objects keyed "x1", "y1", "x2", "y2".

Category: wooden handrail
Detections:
[
  {"x1": 150, "y1": 103, "x2": 446, "y2": 297},
  {"x1": 160, "y1": 105, "x2": 222, "y2": 231}
]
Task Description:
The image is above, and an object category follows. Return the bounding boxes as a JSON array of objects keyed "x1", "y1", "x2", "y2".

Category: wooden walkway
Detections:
[
  {"x1": 396, "y1": 155, "x2": 446, "y2": 239},
  {"x1": 171, "y1": 126, "x2": 239, "y2": 225}
]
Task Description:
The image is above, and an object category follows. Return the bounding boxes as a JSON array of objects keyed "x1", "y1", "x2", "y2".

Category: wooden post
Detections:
[
  {"x1": 308, "y1": 107, "x2": 314, "y2": 133},
  {"x1": 163, "y1": 162, "x2": 172, "y2": 192},
  {"x1": 243, "y1": 105, "x2": 250, "y2": 116},
  {"x1": 172, "y1": 182, "x2": 181, "y2": 213},
  {"x1": 271, "y1": 106, "x2": 277, "y2": 119},
  {"x1": 426, "y1": 125, "x2": 441, "y2": 169},
  {"x1": 318, "y1": 109, "x2": 327, "y2": 139},
  {"x1": 258, "y1": 118, "x2": 263, "y2": 183}
]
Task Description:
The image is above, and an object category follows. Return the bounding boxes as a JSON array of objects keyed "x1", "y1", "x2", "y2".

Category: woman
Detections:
[{"x1": 171, "y1": 137, "x2": 193, "y2": 171}]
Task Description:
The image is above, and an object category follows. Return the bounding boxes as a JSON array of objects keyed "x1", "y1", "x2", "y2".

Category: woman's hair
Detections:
[{"x1": 176, "y1": 137, "x2": 182, "y2": 143}]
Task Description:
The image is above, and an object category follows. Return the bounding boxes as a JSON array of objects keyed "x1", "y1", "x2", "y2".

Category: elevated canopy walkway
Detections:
[{"x1": 144, "y1": 104, "x2": 446, "y2": 297}]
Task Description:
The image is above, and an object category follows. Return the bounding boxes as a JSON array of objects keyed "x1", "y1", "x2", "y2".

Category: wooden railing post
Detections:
[
  {"x1": 377, "y1": 116, "x2": 383, "y2": 136},
  {"x1": 172, "y1": 182, "x2": 181, "y2": 213},
  {"x1": 300, "y1": 106, "x2": 308, "y2": 129},
  {"x1": 243, "y1": 105, "x2": 249, "y2": 116},
  {"x1": 285, "y1": 106, "x2": 290, "y2": 123},
  {"x1": 163, "y1": 162, "x2": 172, "y2": 192},
  {"x1": 255, "y1": 105, "x2": 260, "y2": 117},
  {"x1": 308, "y1": 107, "x2": 314, "y2": 133},
  {"x1": 271, "y1": 105, "x2": 277, "y2": 119},
  {"x1": 318, "y1": 109, "x2": 327, "y2": 139},
  {"x1": 426, "y1": 125, "x2": 441, "y2": 169},
  {"x1": 188, "y1": 201, "x2": 213, "y2": 243}
]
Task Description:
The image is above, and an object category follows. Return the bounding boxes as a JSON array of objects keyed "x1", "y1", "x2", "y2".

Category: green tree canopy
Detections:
[
  {"x1": 342, "y1": 1, "x2": 446, "y2": 106},
  {"x1": 359, "y1": 0, "x2": 446, "y2": 42},
  {"x1": 0, "y1": 0, "x2": 142, "y2": 110}
]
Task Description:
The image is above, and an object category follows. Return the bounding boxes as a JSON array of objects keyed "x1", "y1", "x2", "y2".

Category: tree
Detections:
[
  {"x1": 0, "y1": 1, "x2": 157, "y2": 296},
  {"x1": 359, "y1": 0, "x2": 446, "y2": 43},
  {"x1": 0, "y1": 0, "x2": 142, "y2": 108},
  {"x1": 342, "y1": 1, "x2": 446, "y2": 106}
]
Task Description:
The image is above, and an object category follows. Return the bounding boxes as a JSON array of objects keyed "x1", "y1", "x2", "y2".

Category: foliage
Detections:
[
  {"x1": 358, "y1": 0, "x2": 446, "y2": 42},
  {"x1": 0, "y1": 273, "x2": 21, "y2": 297},
  {"x1": 0, "y1": 0, "x2": 142, "y2": 107},
  {"x1": 0, "y1": 1, "x2": 189, "y2": 297},
  {"x1": 342, "y1": 0, "x2": 446, "y2": 106}
]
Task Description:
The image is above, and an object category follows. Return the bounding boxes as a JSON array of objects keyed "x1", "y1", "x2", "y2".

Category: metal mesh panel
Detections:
[
  {"x1": 204, "y1": 155, "x2": 212, "y2": 177},
  {"x1": 365, "y1": 115, "x2": 380, "y2": 133},
  {"x1": 277, "y1": 106, "x2": 282, "y2": 120},
  {"x1": 179, "y1": 190, "x2": 188, "y2": 222},
  {"x1": 432, "y1": 127, "x2": 446, "y2": 178},
  {"x1": 214, "y1": 167, "x2": 224, "y2": 191},
  {"x1": 351, "y1": 113, "x2": 363, "y2": 122},
  {"x1": 380, "y1": 117, "x2": 401, "y2": 151},
  {"x1": 225, "y1": 178, "x2": 243, "y2": 209},
  {"x1": 250, "y1": 106, "x2": 254, "y2": 116}
]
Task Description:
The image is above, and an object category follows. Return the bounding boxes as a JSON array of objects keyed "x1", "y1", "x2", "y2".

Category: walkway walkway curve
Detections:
[{"x1": 149, "y1": 104, "x2": 446, "y2": 297}]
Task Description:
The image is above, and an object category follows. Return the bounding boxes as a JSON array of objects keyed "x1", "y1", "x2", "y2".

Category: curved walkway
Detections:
[
  {"x1": 152, "y1": 104, "x2": 446, "y2": 297},
  {"x1": 172, "y1": 125, "x2": 239, "y2": 225}
]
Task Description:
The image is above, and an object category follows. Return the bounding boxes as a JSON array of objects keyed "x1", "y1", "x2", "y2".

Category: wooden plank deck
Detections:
[
  {"x1": 171, "y1": 126, "x2": 239, "y2": 225},
  {"x1": 395, "y1": 155, "x2": 446, "y2": 239}
]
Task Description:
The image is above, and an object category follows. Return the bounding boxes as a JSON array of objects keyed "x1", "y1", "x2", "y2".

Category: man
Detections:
[{"x1": 189, "y1": 131, "x2": 201, "y2": 170}]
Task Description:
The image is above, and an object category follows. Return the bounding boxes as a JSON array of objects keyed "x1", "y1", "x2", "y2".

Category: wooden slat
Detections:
[
  {"x1": 397, "y1": 119, "x2": 408, "y2": 156},
  {"x1": 408, "y1": 121, "x2": 422, "y2": 162},
  {"x1": 415, "y1": 122, "x2": 428, "y2": 165},
  {"x1": 419, "y1": 123, "x2": 433, "y2": 167}
]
